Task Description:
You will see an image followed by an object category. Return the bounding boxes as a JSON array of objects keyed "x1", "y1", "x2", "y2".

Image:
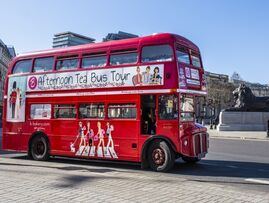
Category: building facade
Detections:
[
  {"x1": 53, "y1": 32, "x2": 95, "y2": 48},
  {"x1": 103, "y1": 31, "x2": 138, "y2": 42},
  {"x1": 0, "y1": 40, "x2": 15, "y2": 119}
]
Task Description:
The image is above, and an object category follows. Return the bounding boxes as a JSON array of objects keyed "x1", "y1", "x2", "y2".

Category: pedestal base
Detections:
[{"x1": 217, "y1": 111, "x2": 269, "y2": 131}]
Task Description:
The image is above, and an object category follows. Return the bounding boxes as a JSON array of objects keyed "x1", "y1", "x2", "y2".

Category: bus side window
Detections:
[
  {"x1": 141, "y1": 45, "x2": 173, "y2": 63},
  {"x1": 79, "y1": 103, "x2": 105, "y2": 118},
  {"x1": 176, "y1": 46, "x2": 190, "y2": 64},
  {"x1": 190, "y1": 52, "x2": 201, "y2": 68},
  {"x1": 54, "y1": 104, "x2": 76, "y2": 119},
  {"x1": 108, "y1": 104, "x2": 136, "y2": 119},
  {"x1": 30, "y1": 104, "x2": 51, "y2": 119},
  {"x1": 56, "y1": 57, "x2": 79, "y2": 71},
  {"x1": 12, "y1": 59, "x2": 32, "y2": 74},
  {"x1": 110, "y1": 52, "x2": 138, "y2": 65},
  {"x1": 82, "y1": 55, "x2": 107, "y2": 68},
  {"x1": 158, "y1": 95, "x2": 178, "y2": 120},
  {"x1": 33, "y1": 57, "x2": 54, "y2": 72}
]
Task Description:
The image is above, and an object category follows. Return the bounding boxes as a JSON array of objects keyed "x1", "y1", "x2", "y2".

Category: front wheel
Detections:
[
  {"x1": 148, "y1": 140, "x2": 174, "y2": 172},
  {"x1": 30, "y1": 135, "x2": 50, "y2": 161}
]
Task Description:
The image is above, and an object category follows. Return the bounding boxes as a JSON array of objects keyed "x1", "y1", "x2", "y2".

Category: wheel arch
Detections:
[{"x1": 140, "y1": 135, "x2": 177, "y2": 169}]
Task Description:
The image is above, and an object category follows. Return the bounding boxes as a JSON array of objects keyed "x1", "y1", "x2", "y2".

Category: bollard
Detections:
[
  {"x1": 210, "y1": 119, "x2": 213, "y2": 129},
  {"x1": 267, "y1": 120, "x2": 269, "y2": 137}
]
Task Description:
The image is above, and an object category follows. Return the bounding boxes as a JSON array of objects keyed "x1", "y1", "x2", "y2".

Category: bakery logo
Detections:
[{"x1": 28, "y1": 76, "x2": 37, "y2": 90}]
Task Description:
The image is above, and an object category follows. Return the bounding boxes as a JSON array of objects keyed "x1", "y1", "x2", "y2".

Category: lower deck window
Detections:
[
  {"x1": 79, "y1": 103, "x2": 104, "y2": 118},
  {"x1": 158, "y1": 95, "x2": 178, "y2": 120},
  {"x1": 30, "y1": 104, "x2": 51, "y2": 119},
  {"x1": 108, "y1": 104, "x2": 136, "y2": 119},
  {"x1": 54, "y1": 104, "x2": 76, "y2": 118}
]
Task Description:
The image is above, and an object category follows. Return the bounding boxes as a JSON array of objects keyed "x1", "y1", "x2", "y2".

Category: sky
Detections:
[{"x1": 0, "y1": 0, "x2": 268, "y2": 84}]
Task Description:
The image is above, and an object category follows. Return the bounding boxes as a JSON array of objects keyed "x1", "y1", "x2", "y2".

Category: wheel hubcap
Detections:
[
  {"x1": 152, "y1": 148, "x2": 165, "y2": 166},
  {"x1": 35, "y1": 140, "x2": 45, "y2": 156}
]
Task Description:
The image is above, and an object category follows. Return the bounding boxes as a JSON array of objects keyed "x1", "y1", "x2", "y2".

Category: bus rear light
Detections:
[{"x1": 183, "y1": 140, "x2": 188, "y2": 147}]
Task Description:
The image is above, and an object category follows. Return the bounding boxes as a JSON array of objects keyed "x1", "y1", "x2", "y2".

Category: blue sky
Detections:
[{"x1": 1, "y1": 0, "x2": 268, "y2": 84}]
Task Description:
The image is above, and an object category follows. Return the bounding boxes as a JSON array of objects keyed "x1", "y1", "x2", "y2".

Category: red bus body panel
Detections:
[{"x1": 2, "y1": 33, "x2": 208, "y2": 163}]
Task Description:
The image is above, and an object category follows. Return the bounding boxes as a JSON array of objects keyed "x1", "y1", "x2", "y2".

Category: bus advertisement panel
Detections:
[{"x1": 27, "y1": 65, "x2": 164, "y2": 92}]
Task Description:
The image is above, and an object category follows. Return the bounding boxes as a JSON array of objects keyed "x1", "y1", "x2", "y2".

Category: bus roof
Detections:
[{"x1": 17, "y1": 33, "x2": 200, "y2": 59}]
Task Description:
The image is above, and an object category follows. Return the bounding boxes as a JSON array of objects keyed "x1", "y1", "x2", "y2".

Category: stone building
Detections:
[
  {"x1": 0, "y1": 39, "x2": 15, "y2": 117},
  {"x1": 195, "y1": 71, "x2": 235, "y2": 123}
]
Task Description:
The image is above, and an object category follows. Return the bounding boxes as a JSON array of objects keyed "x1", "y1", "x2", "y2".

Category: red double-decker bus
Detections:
[{"x1": 2, "y1": 33, "x2": 208, "y2": 172}]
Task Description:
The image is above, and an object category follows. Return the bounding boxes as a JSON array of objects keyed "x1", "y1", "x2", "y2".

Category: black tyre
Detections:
[
  {"x1": 182, "y1": 156, "x2": 201, "y2": 163},
  {"x1": 30, "y1": 135, "x2": 50, "y2": 161},
  {"x1": 148, "y1": 140, "x2": 174, "y2": 172}
]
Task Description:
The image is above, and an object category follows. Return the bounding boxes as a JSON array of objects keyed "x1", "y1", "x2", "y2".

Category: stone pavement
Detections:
[
  {"x1": 206, "y1": 126, "x2": 269, "y2": 141},
  {"x1": 0, "y1": 157, "x2": 269, "y2": 203}
]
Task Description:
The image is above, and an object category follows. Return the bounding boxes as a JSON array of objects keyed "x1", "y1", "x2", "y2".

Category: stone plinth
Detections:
[{"x1": 217, "y1": 111, "x2": 269, "y2": 131}]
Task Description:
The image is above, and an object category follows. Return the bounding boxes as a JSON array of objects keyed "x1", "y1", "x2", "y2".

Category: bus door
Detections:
[
  {"x1": 140, "y1": 95, "x2": 156, "y2": 135},
  {"x1": 156, "y1": 94, "x2": 179, "y2": 140}
]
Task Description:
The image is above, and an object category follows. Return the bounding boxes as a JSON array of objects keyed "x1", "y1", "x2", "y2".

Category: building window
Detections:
[
  {"x1": 79, "y1": 103, "x2": 105, "y2": 118},
  {"x1": 82, "y1": 55, "x2": 106, "y2": 68},
  {"x1": 56, "y1": 58, "x2": 78, "y2": 70},
  {"x1": 141, "y1": 45, "x2": 173, "y2": 63},
  {"x1": 108, "y1": 103, "x2": 136, "y2": 119},
  {"x1": 30, "y1": 104, "x2": 51, "y2": 119},
  {"x1": 12, "y1": 59, "x2": 32, "y2": 74},
  {"x1": 33, "y1": 57, "x2": 54, "y2": 72},
  {"x1": 54, "y1": 104, "x2": 76, "y2": 118},
  {"x1": 110, "y1": 52, "x2": 138, "y2": 65},
  {"x1": 158, "y1": 95, "x2": 178, "y2": 120}
]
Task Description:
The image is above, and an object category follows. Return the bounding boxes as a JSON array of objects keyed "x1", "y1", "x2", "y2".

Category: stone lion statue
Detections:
[{"x1": 225, "y1": 84, "x2": 269, "y2": 112}]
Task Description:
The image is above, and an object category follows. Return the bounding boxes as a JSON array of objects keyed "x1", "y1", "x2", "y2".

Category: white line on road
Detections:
[{"x1": 245, "y1": 178, "x2": 269, "y2": 185}]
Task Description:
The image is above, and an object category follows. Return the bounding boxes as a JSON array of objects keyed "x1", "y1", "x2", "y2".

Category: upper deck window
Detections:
[
  {"x1": 191, "y1": 53, "x2": 201, "y2": 68},
  {"x1": 12, "y1": 59, "x2": 32, "y2": 74},
  {"x1": 176, "y1": 46, "x2": 190, "y2": 64},
  {"x1": 56, "y1": 57, "x2": 79, "y2": 71},
  {"x1": 33, "y1": 57, "x2": 54, "y2": 72},
  {"x1": 141, "y1": 45, "x2": 173, "y2": 63},
  {"x1": 110, "y1": 52, "x2": 138, "y2": 65},
  {"x1": 82, "y1": 53, "x2": 106, "y2": 68}
]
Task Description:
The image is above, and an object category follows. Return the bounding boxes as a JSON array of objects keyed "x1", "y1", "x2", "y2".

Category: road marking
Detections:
[
  {"x1": 245, "y1": 178, "x2": 269, "y2": 185},
  {"x1": 227, "y1": 165, "x2": 238, "y2": 168},
  {"x1": 210, "y1": 136, "x2": 269, "y2": 142}
]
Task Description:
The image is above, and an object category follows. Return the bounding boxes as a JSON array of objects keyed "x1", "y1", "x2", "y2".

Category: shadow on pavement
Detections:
[
  {"x1": 1, "y1": 150, "x2": 269, "y2": 180},
  {"x1": 172, "y1": 159, "x2": 269, "y2": 179},
  {"x1": 53, "y1": 174, "x2": 125, "y2": 188}
]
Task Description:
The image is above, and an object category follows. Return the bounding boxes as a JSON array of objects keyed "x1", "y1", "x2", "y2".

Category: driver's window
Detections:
[{"x1": 180, "y1": 95, "x2": 194, "y2": 121}]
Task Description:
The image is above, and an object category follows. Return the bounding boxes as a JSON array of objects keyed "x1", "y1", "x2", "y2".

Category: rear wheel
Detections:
[
  {"x1": 148, "y1": 140, "x2": 174, "y2": 172},
  {"x1": 182, "y1": 156, "x2": 201, "y2": 163},
  {"x1": 30, "y1": 135, "x2": 50, "y2": 161}
]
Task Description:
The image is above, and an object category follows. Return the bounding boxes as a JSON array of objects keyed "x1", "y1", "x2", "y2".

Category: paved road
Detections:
[{"x1": 0, "y1": 134, "x2": 269, "y2": 202}]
